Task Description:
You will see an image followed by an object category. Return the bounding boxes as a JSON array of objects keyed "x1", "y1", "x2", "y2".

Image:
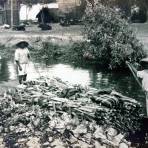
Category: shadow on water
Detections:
[
  {"x1": 0, "y1": 59, "x2": 9, "y2": 82},
  {"x1": 0, "y1": 58, "x2": 145, "y2": 108}
]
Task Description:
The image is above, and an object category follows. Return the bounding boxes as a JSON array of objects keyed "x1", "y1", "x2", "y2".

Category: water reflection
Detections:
[
  {"x1": 0, "y1": 59, "x2": 145, "y2": 105},
  {"x1": 0, "y1": 59, "x2": 9, "y2": 81},
  {"x1": 46, "y1": 64, "x2": 91, "y2": 86}
]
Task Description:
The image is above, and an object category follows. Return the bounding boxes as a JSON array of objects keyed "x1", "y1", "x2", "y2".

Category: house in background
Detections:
[
  {"x1": 19, "y1": 0, "x2": 86, "y2": 23},
  {"x1": 0, "y1": 0, "x2": 19, "y2": 26},
  {"x1": 57, "y1": 0, "x2": 82, "y2": 12},
  {"x1": 57, "y1": 0, "x2": 86, "y2": 18}
]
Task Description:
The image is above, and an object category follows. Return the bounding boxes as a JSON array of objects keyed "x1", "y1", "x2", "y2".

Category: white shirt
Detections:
[
  {"x1": 15, "y1": 48, "x2": 30, "y2": 64},
  {"x1": 137, "y1": 70, "x2": 148, "y2": 91},
  {"x1": 15, "y1": 48, "x2": 30, "y2": 76}
]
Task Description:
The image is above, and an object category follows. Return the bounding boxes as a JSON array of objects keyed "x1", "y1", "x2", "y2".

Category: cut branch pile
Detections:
[{"x1": 0, "y1": 77, "x2": 143, "y2": 147}]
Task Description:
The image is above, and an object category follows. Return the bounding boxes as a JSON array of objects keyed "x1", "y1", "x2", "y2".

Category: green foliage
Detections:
[
  {"x1": 82, "y1": 3, "x2": 146, "y2": 69},
  {"x1": 0, "y1": 44, "x2": 14, "y2": 59},
  {"x1": 33, "y1": 42, "x2": 64, "y2": 61},
  {"x1": 65, "y1": 42, "x2": 88, "y2": 62}
]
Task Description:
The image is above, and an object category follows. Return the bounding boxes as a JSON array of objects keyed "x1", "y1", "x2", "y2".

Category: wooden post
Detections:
[
  {"x1": 11, "y1": 0, "x2": 13, "y2": 27},
  {"x1": 126, "y1": 61, "x2": 142, "y2": 88}
]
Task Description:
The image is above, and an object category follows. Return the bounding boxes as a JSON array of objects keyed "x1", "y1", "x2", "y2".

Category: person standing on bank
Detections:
[
  {"x1": 15, "y1": 41, "x2": 30, "y2": 84},
  {"x1": 137, "y1": 58, "x2": 148, "y2": 115},
  {"x1": 127, "y1": 60, "x2": 148, "y2": 115}
]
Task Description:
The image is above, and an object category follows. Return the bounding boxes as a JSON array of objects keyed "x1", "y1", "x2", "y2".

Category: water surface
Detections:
[{"x1": 0, "y1": 59, "x2": 145, "y2": 106}]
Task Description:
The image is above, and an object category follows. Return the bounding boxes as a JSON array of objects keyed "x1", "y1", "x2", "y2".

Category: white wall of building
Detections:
[{"x1": 19, "y1": 3, "x2": 58, "y2": 20}]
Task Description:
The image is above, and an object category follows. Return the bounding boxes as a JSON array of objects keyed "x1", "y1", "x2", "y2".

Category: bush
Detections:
[
  {"x1": 0, "y1": 44, "x2": 14, "y2": 59},
  {"x1": 35, "y1": 42, "x2": 63, "y2": 60},
  {"x1": 81, "y1": 3, "x2": 146, "y2": 69},
  {"x1": 65, "y1": 42, "x2": 89, "y2": 62}
]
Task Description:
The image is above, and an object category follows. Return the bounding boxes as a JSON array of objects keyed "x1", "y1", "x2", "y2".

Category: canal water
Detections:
[{"x1": 0, "y1": 58, "x2": 145, "y2": 107}]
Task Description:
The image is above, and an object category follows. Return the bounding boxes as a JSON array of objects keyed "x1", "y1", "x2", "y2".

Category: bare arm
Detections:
[
  {"x1": 15, "y1": 49, "x2": 22, "y2": 71},
  {"x1": 27, "y1": 48, "x2": 30, "y2": 59},
  {"x1": 28, "y1": 52, "x2": 30, "y2": 59},
  {"x1": 15, "y1": 60, "x2": 22, "y2": 71}
]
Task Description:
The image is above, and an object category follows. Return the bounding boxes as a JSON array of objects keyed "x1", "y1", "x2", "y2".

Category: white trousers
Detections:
[
  {"x1": 145, "y1": 92, "x2": 148, "y2": 116},
  {"x1": 18, "y1": 63, "x2": 28, "y2": 76}
]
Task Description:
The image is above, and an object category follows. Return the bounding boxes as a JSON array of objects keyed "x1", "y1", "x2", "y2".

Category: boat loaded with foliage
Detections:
[{"x1": 0, "y1": 77, "x2": 144, "y2": 147}]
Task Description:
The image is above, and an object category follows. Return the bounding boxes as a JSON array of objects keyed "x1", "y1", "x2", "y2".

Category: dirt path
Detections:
[
  {"x1": 0, "y1": 23, "x2": 147, "y2": 49},
  {"x1": 0, "y1": 24, "x2": 84, "y2": 46}
]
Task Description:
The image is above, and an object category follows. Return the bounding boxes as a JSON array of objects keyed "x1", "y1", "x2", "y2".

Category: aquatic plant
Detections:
[
  {"x1": 0, "y1": 44, "x2": 14, "y2": 59},
  {"x1": 32, "y1": 42, "x2": 64, "y2": 61}
]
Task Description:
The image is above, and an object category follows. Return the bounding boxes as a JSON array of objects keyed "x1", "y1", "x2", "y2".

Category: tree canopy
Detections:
[{"x1": 68, "y1": 1, "x2": 146, "y2": 70}]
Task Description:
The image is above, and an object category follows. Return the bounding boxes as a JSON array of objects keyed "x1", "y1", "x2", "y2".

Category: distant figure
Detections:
[
  {"x1": 36, "y1": 7, "x2": 51, "y2": 24},
  {"x1": 15, "y1": 41, "x2": 30, "y2": 84},
  {"x1": 36, "y1": 7, "x2": 52, "y2": 30}
]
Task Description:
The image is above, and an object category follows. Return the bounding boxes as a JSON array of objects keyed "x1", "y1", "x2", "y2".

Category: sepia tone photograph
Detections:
[{"x1": 0, "y1": 0, "x2": 148, "y2": 147}]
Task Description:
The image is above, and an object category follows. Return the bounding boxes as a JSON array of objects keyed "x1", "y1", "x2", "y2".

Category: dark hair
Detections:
[
  {"x1": 140, "y1": 61, "x2": 148, "y2": 70},
  {"x1": 16, "y1": 41, "x2": 29, "y2": 48}
]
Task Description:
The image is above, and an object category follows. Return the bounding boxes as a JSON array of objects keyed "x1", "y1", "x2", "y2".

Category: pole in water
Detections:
[
  {"x1": 146, "y1": 92, "x2": 148, "y2": 116},
  {"x1": 126, "y1": 61, "x2": 148, "y2": 116},
  {"x1": 126, "y1": 61, "x2": 142, "y2": 88}
]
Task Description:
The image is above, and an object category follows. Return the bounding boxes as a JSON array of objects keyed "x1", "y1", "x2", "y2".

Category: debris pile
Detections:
[{"x1": 0, "y1": 77, "x2": 143, "y2": 147}]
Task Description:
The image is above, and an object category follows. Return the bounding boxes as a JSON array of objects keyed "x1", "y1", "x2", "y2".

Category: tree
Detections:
[{"x1": 81, "y1": 1, "x2": 146, "y2": 69}]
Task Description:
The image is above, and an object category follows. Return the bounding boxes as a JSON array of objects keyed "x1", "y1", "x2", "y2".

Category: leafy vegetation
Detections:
[
  {"x1": 31, "y1": 41, "x2": 70, "y2": 63},
  {"x1": 79, "y1": 2, "x2": 146, "y2": 69},
  {"x1": 0, "y1": 44, "x2": 14, "y2": 59}
]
